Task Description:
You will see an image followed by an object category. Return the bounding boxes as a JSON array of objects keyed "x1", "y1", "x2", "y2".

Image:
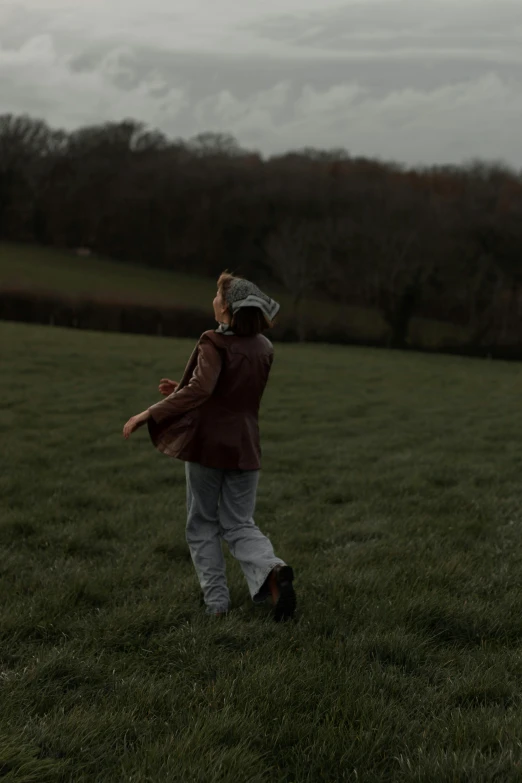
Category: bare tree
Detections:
[
  {"x1": 265, "y1": 217, "x2": 337, "y2": 340},
  {"x1": 188, "y1": 132, "x2": 243, "y2": 158},
  {"x1": 343, "y1": 181, "x2": 443, "y2": 347}
]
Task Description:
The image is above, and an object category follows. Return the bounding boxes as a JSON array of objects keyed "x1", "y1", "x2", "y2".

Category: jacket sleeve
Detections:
[{"x1": 148, "y1": 338, "x2": 222, "y2": 424}]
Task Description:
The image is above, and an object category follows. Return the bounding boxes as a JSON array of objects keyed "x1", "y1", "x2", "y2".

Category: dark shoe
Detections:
[{"x1": 269, "y1": 566, "x2": 296, "y2": 622}]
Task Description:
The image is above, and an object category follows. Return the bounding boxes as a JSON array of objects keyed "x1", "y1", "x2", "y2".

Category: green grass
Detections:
[
  {"x1": 0, "y1": 241, "x2": 218, "y2": 309},
  {"x1": 0, "y1": 241, "x2": 473, "y2": 347},
  {"x1": 0, "y1": 241, "x2": 387, "y2": 340},
  {"x1": 2, "y1": 322, "x2": 522, "y2": 782}
]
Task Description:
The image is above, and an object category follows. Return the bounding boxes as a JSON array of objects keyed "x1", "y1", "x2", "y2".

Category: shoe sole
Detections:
[{"x1": 273, "y1": 566, "x2": 296, "y2": 622}]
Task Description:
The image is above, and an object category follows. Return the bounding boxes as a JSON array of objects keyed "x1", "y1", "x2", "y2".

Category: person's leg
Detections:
[
  {"x1": 219, "y1": 469, "x2": 295, "y2": 618},
  {"x1": 185, "y1": 461, "x2": 230, "y2": 615}
]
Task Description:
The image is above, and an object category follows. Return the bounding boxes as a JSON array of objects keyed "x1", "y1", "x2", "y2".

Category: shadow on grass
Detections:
[
  {"x1": 453, "y1": 685, "x2": 515, "y2": 710},
  {"x1": 0, "y1": 520, "x2": 37, "y2": 543},
  {"x1": 408, "y1": 603, "x2": 522, "y2": 649},
  {"x1": 365, "y1": 635, "x2": 427, "y2": 676},
  {"x1": 153, "y1": 541, "x2": 192, "y2": 562},
  {"x1": 0, "y1": 736, "x2": 69, "y2": 782}
]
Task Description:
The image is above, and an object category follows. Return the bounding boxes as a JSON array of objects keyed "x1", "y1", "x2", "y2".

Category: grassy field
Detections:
[
  {"x1": 2, "y1": 322, "x2": 522, "y2": 782},
  {"x1": 1, "y1": 241, "x2": 471, "y2": 347},
  {"x1": 0, "y1": 242, "x2": 218, "y2": 309}
]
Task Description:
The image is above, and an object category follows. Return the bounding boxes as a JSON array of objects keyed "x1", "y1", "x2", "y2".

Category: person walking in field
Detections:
[{"x1": 123, "y1": 273, "x2": 296, "y2": 621}]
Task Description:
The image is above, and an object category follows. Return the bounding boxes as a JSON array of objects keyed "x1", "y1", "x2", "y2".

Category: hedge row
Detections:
[
  {"x1": 0, "y1": 288, "x2": 211, "y2": 338},
  {"x1": 1, "y1": 288, "x2": 521, "y2": 360},
  {"x1": 0, "y1": 288, "x2": 354, "y2": 343}
]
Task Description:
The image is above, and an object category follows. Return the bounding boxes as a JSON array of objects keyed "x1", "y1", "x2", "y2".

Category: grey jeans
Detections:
[{"x1": 185, "y1": 461, "x2": 285, "y2": 615}]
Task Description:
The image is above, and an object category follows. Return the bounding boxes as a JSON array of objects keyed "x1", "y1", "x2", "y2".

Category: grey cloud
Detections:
[
  {"x1": 68, "y1": 42, "x2": 522, "y2": 104},
  {"x1": 0, "y1": 3, "x2": 51, "y2": 49},
  {"x1": 0, "y1": 1, "x2": 521, "y2": 167},
  {"x1": 251, "y1": 1, "x2": 522, "y2": 48}
]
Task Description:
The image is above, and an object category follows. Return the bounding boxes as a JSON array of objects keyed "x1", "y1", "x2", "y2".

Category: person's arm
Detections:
[
  {"x1": 123, "y1": 338, "x2": 222, "y2": 440},
  {"x1": 148, "y1": 338, "x2": 222, "y2": 424}
]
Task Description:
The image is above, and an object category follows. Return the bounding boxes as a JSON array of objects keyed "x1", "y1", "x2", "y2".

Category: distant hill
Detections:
[
  {"x1": 0, "y1": 241, "x2": 476, "y2": 353},
  {"x1": 0, "y1": 242, "x2": 218, "y2": 310}
]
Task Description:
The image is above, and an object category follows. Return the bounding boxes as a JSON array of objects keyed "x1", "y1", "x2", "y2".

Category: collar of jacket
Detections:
[{"x1": 215, "y1": 323, "x2": 235, "y2": 336}]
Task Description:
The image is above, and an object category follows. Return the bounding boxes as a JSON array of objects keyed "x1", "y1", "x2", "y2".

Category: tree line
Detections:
[{"x1": 1, "y1": 113, "x2": 522, "y2": 351}]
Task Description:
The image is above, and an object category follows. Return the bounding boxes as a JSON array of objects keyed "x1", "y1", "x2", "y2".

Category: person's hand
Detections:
[
  {"x1": 158, "y1": 378, "x2": 179, "y2": 396},
  {"x1": 123, "y1": 410, "x2": 149, "y2": 440}
]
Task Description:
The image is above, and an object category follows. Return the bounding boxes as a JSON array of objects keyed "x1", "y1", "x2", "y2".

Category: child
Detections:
[{"x1": 123, "y1": 273, "x2": 296, "y2": 621}]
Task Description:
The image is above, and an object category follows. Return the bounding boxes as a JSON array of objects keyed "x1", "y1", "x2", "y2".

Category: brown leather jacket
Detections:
[{"x1": 147, "y1": 330, "x2": 274, "y2": 470}]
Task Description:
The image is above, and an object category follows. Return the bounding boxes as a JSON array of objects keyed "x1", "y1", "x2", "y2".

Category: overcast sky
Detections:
[{"x1": 1, "y1": 0, "x2": 521, "y2": 166}]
